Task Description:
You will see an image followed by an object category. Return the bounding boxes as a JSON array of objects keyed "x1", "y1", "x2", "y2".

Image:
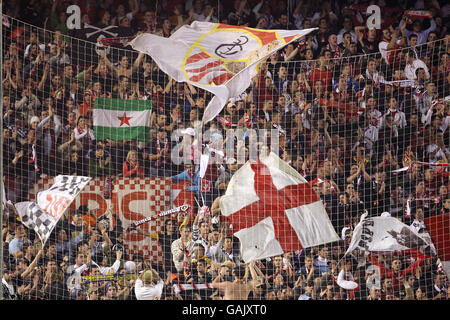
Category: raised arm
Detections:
[
  {"x1": 132, "y1": 52, "x2": 145, "y2": 71},
  {"x1": 21, "y1": 249, "x2": 44, "y2": 279}
]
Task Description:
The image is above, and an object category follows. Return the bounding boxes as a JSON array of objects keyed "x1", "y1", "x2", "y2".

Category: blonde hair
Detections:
[{"x1": 126, "y1": 150, "x2": 137, "y2": 162}]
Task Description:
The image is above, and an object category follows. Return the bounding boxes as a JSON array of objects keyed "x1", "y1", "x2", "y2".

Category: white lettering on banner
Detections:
[
  {"x1": 66, "y1": 5, "x2": 81, "y2": 30},
  {"x1": 366, "y1": 5, "x2": 381, "y2": 29},
  {"x1": 29, "y1": 178, "x2": 176, "y2": 263}
]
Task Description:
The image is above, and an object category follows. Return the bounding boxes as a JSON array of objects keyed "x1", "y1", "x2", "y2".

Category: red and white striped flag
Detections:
[
  {"x1": 128, "y1": 21, "x2": 317, "y2": 123},
  {"x1": 219, "y1": 152, "x2": 339, "y2": 262}
]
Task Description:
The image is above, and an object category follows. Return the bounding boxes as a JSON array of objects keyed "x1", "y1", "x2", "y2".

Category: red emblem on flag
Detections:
[{"x1": 118, "y1": 112, "x2": 132, "y2": 126}]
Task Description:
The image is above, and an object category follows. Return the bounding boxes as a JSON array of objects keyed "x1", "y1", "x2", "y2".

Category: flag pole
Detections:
[{"x1": 0, "y1": 0, "x2": 4, "y2": 300}]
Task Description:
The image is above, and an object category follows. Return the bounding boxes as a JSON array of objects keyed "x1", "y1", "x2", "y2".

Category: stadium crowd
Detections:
[{"x1": 1, "y1": 0, "x2": 450, "y2": 300}]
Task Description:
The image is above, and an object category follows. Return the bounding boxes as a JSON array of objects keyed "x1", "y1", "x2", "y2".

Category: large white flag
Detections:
[
  {"x1": 15, "y1": 175, "x2": 91, "y2": 245},
  {"x1": 344, "y1": 213, "x2": 436, "y2": 257},
  {"x1": 219, "y1": 152, "x2": 339, "y2": 263},
  {"x1": 128, "y1": 21, "x2": 317, "y2": 123}
]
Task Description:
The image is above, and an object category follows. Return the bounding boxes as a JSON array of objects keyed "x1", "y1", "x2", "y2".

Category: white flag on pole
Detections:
[
  {"x1": 15, "y1": 175, "x2": 91, "y2": 245},
  {"x1": 128, "y1": 21, "x2": 317, "y2": 123}
]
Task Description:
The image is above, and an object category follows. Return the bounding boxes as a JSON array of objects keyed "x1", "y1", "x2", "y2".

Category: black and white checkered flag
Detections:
[
  {"x1": 14, "y1": 175, "x2": 91, "y2": 245},
  {"x1": 15, "y1": 201, "x2": 56, "y2": 244}
]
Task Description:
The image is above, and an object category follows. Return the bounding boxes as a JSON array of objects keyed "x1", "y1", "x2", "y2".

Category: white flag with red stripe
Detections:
[
  {"x1": 219, "y1": 152, "x2": 339, "y2": 262},
  {"x1": 128, "y1": 21, "x2": 317, "y2": 123},
  {"x1": 424, "y1": 213, "x2": 450, "y2": 278}
]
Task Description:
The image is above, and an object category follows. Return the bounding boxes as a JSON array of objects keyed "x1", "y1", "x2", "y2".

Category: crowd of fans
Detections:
[{"x1": 1, "y1": 0, "x2": 450, "y2": 300}]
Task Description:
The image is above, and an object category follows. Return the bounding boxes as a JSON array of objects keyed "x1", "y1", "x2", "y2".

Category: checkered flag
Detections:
[
  {"x1": 14, "y1": 175, "x2": 91, "y2": 245},
  {"x1": 15, "y1": 201, "x2": 56, "y2": 245}
]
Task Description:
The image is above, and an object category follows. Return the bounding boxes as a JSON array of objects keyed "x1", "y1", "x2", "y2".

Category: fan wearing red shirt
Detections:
[
  {"x1": 309, "y1": 53, "x2": 332, "y2": 91},
  {"x1": 123, "y1": 149, "x2": 144, "y2": 178}
]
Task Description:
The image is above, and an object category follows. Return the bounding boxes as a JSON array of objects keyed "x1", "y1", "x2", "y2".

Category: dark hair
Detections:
[{"x1": 233, "y1": 264, "x2": 246, "y2": 280}]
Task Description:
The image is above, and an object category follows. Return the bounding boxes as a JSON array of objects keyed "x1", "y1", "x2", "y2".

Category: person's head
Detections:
[
  {"x1": 443, "y1": 197, "x2": 450, "y2": 210},
  {"x1": 105, "y1": 283, "x2": 118, "y2": 299},
  {"x1": 190, "y1": 107, "x2": 199, "y2": 121},
  {"x1": 272, "y1": 255, "x2": 283, "y2": 268},
  {"x1": 388, "y1": 96, "x2": 398, "y2": 110},
  {"x1": 64, "y1": 64, "x2": 73, "y2": 78},
  {"x1": 126, "y1": 149, "x2": 138, "y2": 162},
  {"x1": 412, "y1": 20, "x2": 422, "y2": 33},
  {"x1": 342, "y1": 16, "x2": 353, "y2": 31},
  {"x1": 416, "y1": 67, "x2": 426, "y2": 81},
  {"x1": 262, "y1": 99, "x2": 273, "y2": 111},
  {"x1": 164, "y1": 219, "x2": 176, "y2": 234},
  {"x1": 319, "y1": 17, "x2": 328, "y2": 30},
  {"x1": 95, "y1": 147, "x2": 104, "y2": 159},
  {"x1": 381, "y1": 28, "x2": 391, "y2": 41},
  {"x1": 179, "y1": 224, "x2": 191, "y2": 240},
  {"x1": 119, "y1": 75, "x2": 130, "y2": 88},
  {"x1": 415, "y1": 180, "x2": 425, "y2": 194},
  {"x1": 367, "y1": 58, "x2": 377, "y2": 73},
  {"x1": 15, "y1": 224, "x2": 26, "y2": 239},
  {"x1": 193, "y1": 242, "x2": 206, "y2": 259},
  {"x1": 406, "y1": 50, "x2": 416, "y2": 64},
  {"x1": 434, "y1": 273, "x2": 446, "y2": 287},
  {"x1": 318, "y1": 245, "x2": 329, "y2": 259},
  {"x1": 304, "y1": 48, "x2": 314, "y2": 60},
  {"x1": 77, "y1": 115, "x2": 86, "y2": 128},
  {"x1": 184, "y1": 163, "x2": 194, "y2": 175},
  {"x1": 232, "y1": 264, "x2": 246, "y2": 281},
  {"x1": 199, "y1": 219, "x2": 210, "y2": 235},
  {"x1": 391, "y1": 259, "x2": 402, "y2": 273},
  {"x1": 75, "y1": 252, "x2": 86, "y2": 266},
  {"x1": 415, "y1": 286, "x2": 426, "y2": 299},
  {"x1": 370, "y1": 286, "x2": 381, "y2": 299},
  {"x1": 409, "y1": 34, "x2": 418, "y2": 47},
  {"x1": 223, "y1": 236, "x2": 233, "y2": 251}
]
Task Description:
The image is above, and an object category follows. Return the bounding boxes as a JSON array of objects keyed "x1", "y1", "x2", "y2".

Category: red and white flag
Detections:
[
  {"x1": 219, "y1": 152, "x2": 339, "y2": 262},
  {"x1": 128, "y1": 21, "x2": 317, "y2": 123},
  {"x1": 424, "y1": 213, "x2": 450, "y2": 278}
]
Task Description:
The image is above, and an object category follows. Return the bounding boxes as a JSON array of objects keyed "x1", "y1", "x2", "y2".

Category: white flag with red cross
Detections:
[
  {"x1": 219, "y1": 152, "x2": 339, "y2": 262},
  {"x1": 128, "y1": 21, "x2": 317, "y2": 123}
]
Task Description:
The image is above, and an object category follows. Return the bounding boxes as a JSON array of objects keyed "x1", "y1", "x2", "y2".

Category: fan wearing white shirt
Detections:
[
  {"x1": 404, "y1": 50, "x2": 430, "y2": 81},
  {"x1": 426, "y1": 130, "x2": 449, "y2": 163},
  {"x1": 410, "y1": 207, "x2": 426, "y2": 234},
  {"x1": 384, "y1": 97, "x2": 407, "y2": 129},
  {"x1": 134, "y1": 268, "x2": 164, "y2": 300}
]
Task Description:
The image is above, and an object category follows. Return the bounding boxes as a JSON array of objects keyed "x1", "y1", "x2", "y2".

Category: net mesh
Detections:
[{"x1": 1, "y1": 7, "x2": 449, "y2": 301}]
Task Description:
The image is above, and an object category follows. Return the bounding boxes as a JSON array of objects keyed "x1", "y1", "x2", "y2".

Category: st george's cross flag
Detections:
[
  {"x1": 14, "y1": 176, "x2": 91, "y2": 245},
  {"x1": 93, "y1": 97, "x2": 152, "y2": 142},
  {"x1": 128, "y1": 21, "x2": 317, "y2": 123},
  {"x1": 219, "y1": 152, "x2": 339, "y2": 263}
]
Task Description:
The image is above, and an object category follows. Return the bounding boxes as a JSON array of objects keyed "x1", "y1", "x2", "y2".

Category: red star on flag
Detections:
[{"x1": 118, "y1": 112, "x2": 132, "y2": 126}]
